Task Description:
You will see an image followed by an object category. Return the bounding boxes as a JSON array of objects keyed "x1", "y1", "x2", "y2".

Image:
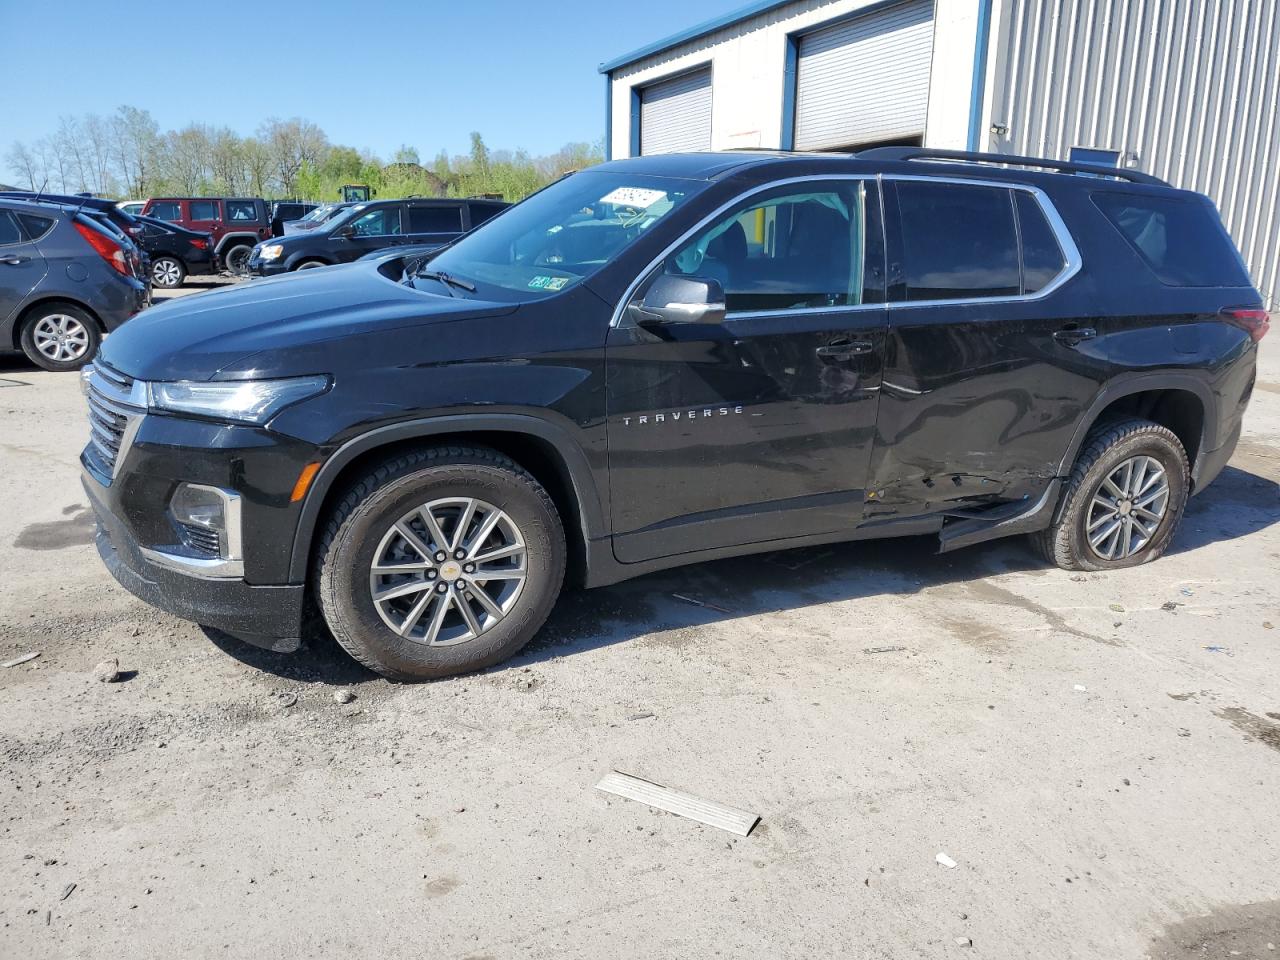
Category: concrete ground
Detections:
[{"x1": 1, "y1": 288, "x2": 1277, "y2": 959}]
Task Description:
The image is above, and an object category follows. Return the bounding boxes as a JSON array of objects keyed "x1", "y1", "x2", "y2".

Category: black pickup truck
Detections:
[{"x1": 80, "y1": 149, "x2": 1265, "y2": 680}]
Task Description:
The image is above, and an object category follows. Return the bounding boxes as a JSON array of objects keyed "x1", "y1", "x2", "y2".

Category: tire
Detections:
[
  {"x1": 294, "y1": 259, "x2": 327, "y2": 270},
  {"x1": 223, "y1": 244, "x2": 253, "y2": 275},
  {"x1": 151, "y1": 255, "x2": 186, "y2": 288},
  {"x1": 315, "y1": 445, "x2": 566, "y2": 680},
  {"x1": 1032, "y1": 418, "x2": 1190, "y2": 571},
  {"x1": 18, "y1": 304, "x2": 101, "y2": 371}
]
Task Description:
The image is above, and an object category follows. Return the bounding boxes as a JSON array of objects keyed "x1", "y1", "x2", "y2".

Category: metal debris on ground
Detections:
[
  {"x1": 671, "y1": 593, "x2": 732, "y2": 614},
  {"x1": 864, "y1": 645, "x2": 908, "y2": 655},
  {"x1": 626, "y1": 712, "x2": 655, "y2": 721},
  {"x1": 1161, "y1": 601, "x2": 1180, "y2": 612},
  {"x1": 595, "y1": 771, "x2": 759, "y2": 837},
  {"x1": 1203, "y1": 645, "x2": 1232, "y2": 655},
  {"x1": 936, "y1": 852, "x2": 958, "y2": 869},
  {"x1": 60, "y1": 883, "x2": 76, "y2": 901},
  {"x1": 2, "y1": 651, "x2": 40, "y2": 668}
]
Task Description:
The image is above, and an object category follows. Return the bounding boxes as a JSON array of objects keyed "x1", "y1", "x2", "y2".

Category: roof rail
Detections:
[{"x1": 856, "y1": 146, "x2": 1168, "y2": 186}]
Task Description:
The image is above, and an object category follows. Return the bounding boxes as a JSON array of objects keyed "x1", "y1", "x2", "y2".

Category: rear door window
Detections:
[
  {"x1": 1092, "y1": 192, "x2": 1251, "y2": 287},
  {"x1": 189, "y1": 200, "x2": 219, "y2": 221},
  {"x1": 408, "y1": 204, "x2": 463, "y2": 233},
  {"x1": 150, "y1": 201, "x2": 181, "y2": 221},
  {"x1": 1015, "y1": 192, "x2": 1067, "y2": 294},
  {"x1": 0, "y1": 211, "x2": 22, "y2": 245},
  {"x1": 895, "y1": 181, "x2": 1020, "y2": 300}
]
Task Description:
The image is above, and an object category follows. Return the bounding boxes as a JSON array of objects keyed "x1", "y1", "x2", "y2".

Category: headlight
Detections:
[
  {"x1": 258, "y1": 243, "x2": 284, "y2": 261},
  {"x1": 148, "y1": 375, "x2": 330, "y2": 424}
]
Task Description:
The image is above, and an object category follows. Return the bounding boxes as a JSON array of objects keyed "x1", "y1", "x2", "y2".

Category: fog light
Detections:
[
  {"x1": 80, "y1": 365, "x2": 95, "y2": 398},
  {"x1": 169, "y1": 483, "x2": 242, "y2": 560}
]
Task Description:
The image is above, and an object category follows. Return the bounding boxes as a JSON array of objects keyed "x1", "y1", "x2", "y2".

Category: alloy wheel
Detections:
[
  {"x1": 369, "y1": 497, "x2": 527, "y2": 646},
  {"x1": 152, "y1": 258, "x2": 182, "y2": 287},
  {"x1": 32, "y1": 314, "x2": 90, "y2": 363},
  {"x1": 1085, "y1": 454, "x2": 1170, "y2": 560}
]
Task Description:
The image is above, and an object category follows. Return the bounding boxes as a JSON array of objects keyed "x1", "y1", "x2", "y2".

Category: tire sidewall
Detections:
[
  {"x1": 224, "y1": 244, "x2": 252, "y2": 275},
  {"x1": 1066, "y1": 430, "x2": 1188, "y2": 570},
  {"x1": 19, "y1": 306, "x2": 101, "y2": 371},
  {"x1": 321, "y1": 461, "x2": 564, "y2": 679}
]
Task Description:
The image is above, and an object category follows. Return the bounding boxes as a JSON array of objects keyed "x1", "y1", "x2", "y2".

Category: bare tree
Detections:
[
  {"x1": 4, "y1": 141, "x2": 43, "y2": 190},
  {"x1": 83, "y1": 114, "x2": 117, "y2": 195},
  {"x1": 259, "y1": 117, "x2": 328, "y2": 196},
  {"x1": 55, "y1": 116, "x2": 91, "y2": 193},
  {"x1": 110, "y1": 105, "x2": 160, "y2": 198}
]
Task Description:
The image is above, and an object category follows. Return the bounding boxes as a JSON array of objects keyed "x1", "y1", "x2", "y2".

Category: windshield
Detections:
[
  {"x1": 302, "y1": 205, "x2": 336, "y2": 223},
  {"x1": 418, "y1": 171, "x2": 706, "y2": 300}
]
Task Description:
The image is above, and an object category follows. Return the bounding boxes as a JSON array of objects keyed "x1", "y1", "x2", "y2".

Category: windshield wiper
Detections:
[{"x1": 415, "y1": 269, "x2": 476, "y2": 295}]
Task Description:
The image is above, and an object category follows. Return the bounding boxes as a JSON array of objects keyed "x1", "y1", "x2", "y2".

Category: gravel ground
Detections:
[{"x1": 1, "y1": 292, "x2": 1277, "y2": 959}]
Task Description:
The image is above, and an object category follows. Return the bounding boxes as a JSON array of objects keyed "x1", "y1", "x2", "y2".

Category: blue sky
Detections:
[{"x1": 0, "y1": 0, "x2": 747, "y2": 169}]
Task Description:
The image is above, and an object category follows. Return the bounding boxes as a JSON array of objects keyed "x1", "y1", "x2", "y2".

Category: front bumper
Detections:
[
  {"x1": 83, "y1": 469, "x2": 305, "y2": 641},
  {"x1": 247, "y1": 254, "x2": 289, "y2": 277}
]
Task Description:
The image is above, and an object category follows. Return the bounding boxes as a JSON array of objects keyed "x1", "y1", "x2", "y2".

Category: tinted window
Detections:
[
  {"x1": 663, "y1": 181, "x2": 879, "y2": 313},
  {"x1": 896, "y1": 182, "x2": 1020, "y2": 300},
  {"x1": 189, "y1": 200, "x2": 218, "y2": 220},
  {"x1": 469, "y1": 203, "x2": 504, "y2": 226},
  {"x1": 226, "y1": 200, "x2": 258, "y2": 221},
  {"x1": 1015, "y1": 191, "x2": 1066, "y2": 293},
  {"x1": 1092, "y1": 192, "x2": 1251, "y2": 287},
  {"x1": 150, "y1": 201, "x2": 181, "y2": 221},
  {"x1": 17, "y1": 214, "x2": 54, "y2": 241},
  {"x1": 0, "y1": 212, "x2": 21, "y2": 245},
  {"x1": 349, "y1": 207, "x2": 402, "y2": 237},
  {"x1": 409, "y1": 205, "x2": 463, "y2": 233}
]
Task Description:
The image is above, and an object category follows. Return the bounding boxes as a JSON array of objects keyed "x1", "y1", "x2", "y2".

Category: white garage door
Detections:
[
  {"x1": 794, "y1": 0, "x2": 935, "y2": 151},
  {"x1": 640, "y1": 67, "x2": 713, "y2": 155}
]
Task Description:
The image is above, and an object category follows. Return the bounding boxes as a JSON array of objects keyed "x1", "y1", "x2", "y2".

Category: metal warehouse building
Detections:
[{"x1": 600, "y1": 0, "x2": 1280, "y2": 306}]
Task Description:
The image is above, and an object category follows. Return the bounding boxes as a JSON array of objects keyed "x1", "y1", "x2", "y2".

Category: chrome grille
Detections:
[
  {"x1": 84, "y1": 363, "x2": 145, "y2": 479},
  {"x1": 179, "y1": 522, "x2": 221, "y2": 557}
]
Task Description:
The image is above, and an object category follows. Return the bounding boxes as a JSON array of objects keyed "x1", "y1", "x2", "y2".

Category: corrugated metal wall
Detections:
[
  {"x1": 987, "y1": 0, "x2": 1280, "y2": 307},
  {"x1": 640, "y1": 68, "x2": 714, "y2": 154}
]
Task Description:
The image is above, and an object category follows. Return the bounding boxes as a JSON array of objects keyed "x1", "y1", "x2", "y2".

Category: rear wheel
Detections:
[
  {"x1": 19, "y1": 304, "x2": 100, "y2": 371},
  {"x1": 316, "y1": 446, "x2": 566, "y2": 680},
  {"x1": 223, "y1": 244, "x2": 253, "y2": 275},
  {"x1": 1033, "y1": 418, "x2": 1189, "y2": 570},
  {"x1": 151, "y1": 255, "x2": 186, "y2": 288}
]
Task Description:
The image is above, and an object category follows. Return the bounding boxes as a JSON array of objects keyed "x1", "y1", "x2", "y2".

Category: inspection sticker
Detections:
[{"x1": 600, "y1": 187, "x2": 668, "y2": 208}]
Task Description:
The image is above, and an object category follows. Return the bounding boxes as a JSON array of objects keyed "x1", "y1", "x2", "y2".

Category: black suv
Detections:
[
  {"x1": 246, "y1": 196, "x2": 508, "y2": 275},
  {"x1": 81, "y1": 149, "x2": 1266, "y2": 680}
]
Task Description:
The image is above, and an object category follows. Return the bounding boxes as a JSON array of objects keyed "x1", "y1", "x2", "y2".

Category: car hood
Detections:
[{"x1": 99, "y1": 261, "x2": 517, "y2": 381}]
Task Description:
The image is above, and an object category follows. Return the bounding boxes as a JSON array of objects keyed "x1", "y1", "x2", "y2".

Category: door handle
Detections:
[
  {"x1": 1054, "y1": 326, "x2": 1097, "y2": 345},
  {"x1": 0, "y1": 255, "x2": 27, "y2": 265},
  {"x1": 816, "y1": 339, "x2": 874, "y2": 359}
]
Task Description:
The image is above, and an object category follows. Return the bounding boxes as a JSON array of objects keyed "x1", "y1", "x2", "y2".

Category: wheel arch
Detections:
[
  {"x1": 215, "y1": 233, "x2": 259, "y2": 254},
  {"x1": 287, "y1": 255, "x2": 333, "y2": 270},
  {"x1": 289, "y1": 415, "x2": 606, "y2": 584}
]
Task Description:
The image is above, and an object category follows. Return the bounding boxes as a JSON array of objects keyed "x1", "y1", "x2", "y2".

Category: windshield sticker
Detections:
[
  {"x1": 600, "y1": 187, "x2": 668, "y2": 209},
  {"x1": 528, "y1": 275, "x2": 570, "y2": 291}
]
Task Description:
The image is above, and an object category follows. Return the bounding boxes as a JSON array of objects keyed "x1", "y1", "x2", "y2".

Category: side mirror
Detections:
[
  {"x1": 632, "y1": 274, "x2": 726, "y2": 326},
  {"x1": 336, "y1": 225, "x2": 355, "y2": 239}
]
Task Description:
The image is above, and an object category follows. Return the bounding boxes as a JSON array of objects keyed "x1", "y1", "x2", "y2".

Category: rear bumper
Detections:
[
  {"x1": 83, "y1": 469, "x2": 305, "y2": 640},
  {"x1": 1191, "y1": 422, "x2": 1240, "y2": 493}
]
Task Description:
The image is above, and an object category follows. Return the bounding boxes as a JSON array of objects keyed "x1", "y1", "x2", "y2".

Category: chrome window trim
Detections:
[{"x1": 609, "y1": 172, "x2": 1082, "y2": 328}]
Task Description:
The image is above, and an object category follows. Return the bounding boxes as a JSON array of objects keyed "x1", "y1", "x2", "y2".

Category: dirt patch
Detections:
[
  {"x1": 12, "y1": 509, "x2": 95, "y2": 551},
  {"x1": 1147, "y1": 898, "x2": 1280, "y2": 958},
  {"x1": 965, "y1": 579, "x2": 1118, "y2": 646},
  {"x1": 1214, "y1": 707, "x2": 1280, "y2": 754}
]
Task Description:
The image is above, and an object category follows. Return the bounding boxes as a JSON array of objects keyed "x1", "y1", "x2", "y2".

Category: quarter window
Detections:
[
  {"x1": 150, "y1": 201, "x2": 181, "y2": 221},
  {"x1": 1092, "y1": 192, "x2": 1250, "y2": 287},
  {"x1": 189, "y1": 200, "x2": 219, "y2": 220},
  {"x1": 350, "y1": 207, "x2": 402, "y2": 237},
  {"x1": 17, "y1": 213, "x2": 54, "y2": 241},
  {"x1": 896, "y1": 181, "x2": 1020, "y2": 301},
  {"x1": 225, "y1": 200, "x2": 258, "y2": 222},
  {"x1": 1015, "y1": 191, "x2": 1067, "y2": 294},
  {"x1": 660, "y1": 181, "x2": 881, "y2": 314},
  {"x1": 408, "y1": 205, "x2": 462, "y2": 233}
]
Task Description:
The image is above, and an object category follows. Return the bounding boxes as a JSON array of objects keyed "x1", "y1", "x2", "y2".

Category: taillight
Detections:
[
  {"x1": 191, "y1": 238, "x2": 208, "y2": 249},
  {"x1": 1220, "y1": 306, "x2": 1270, "y2": 342},
  {"x1": 73, "y1": 220, "x2": 129, "y2": 276}
]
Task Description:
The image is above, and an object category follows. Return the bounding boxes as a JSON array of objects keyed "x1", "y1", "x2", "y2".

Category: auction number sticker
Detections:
[{"x1": 600, "y1": 187, "x2": 668, "y2": 208}]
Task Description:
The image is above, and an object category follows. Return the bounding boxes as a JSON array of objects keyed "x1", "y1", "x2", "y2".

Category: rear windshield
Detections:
[{"x1": 1092, "y1": 192, "x2": 1251, "y2": 287}]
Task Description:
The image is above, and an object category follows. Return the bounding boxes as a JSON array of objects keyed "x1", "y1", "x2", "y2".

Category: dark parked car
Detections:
[
  {"x1": 141, "y1": 197, "x2": 271, "y2": 274},
  {"x1": 246, "y1": 197, "x2": 508, "y2": 276},
  {"x1": 1, "y1": 198, "x2": 148, "y2": 371},
  {"x1": 0, "y1": 190, "x2": 145, "y2": 242},
  {"x1": 82, "y1": 148, "x2": 1265, "y2": 681},
  {"x1": 269, "y1": 201, "x2": 320, "y2": 238},
  {"x1": 136, "y1": 216, "x2": 215, "y2": 288}
]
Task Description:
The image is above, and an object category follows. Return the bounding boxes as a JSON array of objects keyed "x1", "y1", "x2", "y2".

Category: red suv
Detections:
[{"x1": 141, "y1": 197, "x2": 271, "y2": 275}]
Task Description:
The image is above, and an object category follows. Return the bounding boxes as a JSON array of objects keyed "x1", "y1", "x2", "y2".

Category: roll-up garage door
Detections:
[
  {"x1": 640, "y1": 67, "x2": 712, "y2": 155},
  {"x1": 794, "y1": 0, "x2": 934, "y2": 151}
]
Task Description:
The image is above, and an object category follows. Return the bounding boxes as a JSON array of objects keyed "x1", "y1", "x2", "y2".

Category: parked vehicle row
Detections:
[
  {"x1": 1, "y1": 195, "x2": 149, "y2": 371},
  {"x1": 246, "y1": 196, "x2": 508, "y2": 276},
  {"x1": 78, "y1": 148, "x2": 1265, "y2": 682},
  {"x1": 142, "y1": 196, "x2": 273, "y2": 275}
]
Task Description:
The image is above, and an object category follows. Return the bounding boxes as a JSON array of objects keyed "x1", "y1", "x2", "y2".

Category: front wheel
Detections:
[
  {"x1": 1033, "y1": 418, "x2": 1190, "y2": 570},
  {"x1": 315, "y1": 446, "x2": 566, "y2": 680},
  {"x1": 19, "y1": 304, "x2": 101, "y2": 371},
  {"x1": 223, "y1": 244, "x2": 253, "y2": 275}
]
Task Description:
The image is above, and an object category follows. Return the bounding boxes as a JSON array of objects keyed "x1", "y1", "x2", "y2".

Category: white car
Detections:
[{"x1": 116, "y1": 200, "x2": 145, "y2": 216}]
